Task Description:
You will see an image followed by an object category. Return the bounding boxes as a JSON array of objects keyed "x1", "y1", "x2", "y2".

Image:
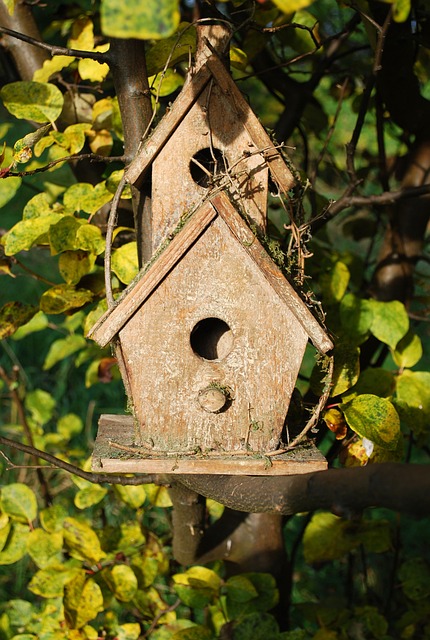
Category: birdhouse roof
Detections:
[
  {"x1": 125, "y1": 51, "x2": 295, "y2": 196},
  {"x1": 89, "y1": 191, "x2": 333, "y2": 354}
]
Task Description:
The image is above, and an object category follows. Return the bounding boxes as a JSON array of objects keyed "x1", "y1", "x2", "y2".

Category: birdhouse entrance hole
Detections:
[
  {"x1": 190, "y1": 148, "x2": 225, "y2": 187},
  {"x1": 190, "y1": 317, "x2": 233, "y2": 360}
]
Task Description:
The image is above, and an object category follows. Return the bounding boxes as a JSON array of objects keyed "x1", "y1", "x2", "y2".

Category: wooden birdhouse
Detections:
[{"x1": 89, "y1": 32, "x2": 333, "y2": 475}]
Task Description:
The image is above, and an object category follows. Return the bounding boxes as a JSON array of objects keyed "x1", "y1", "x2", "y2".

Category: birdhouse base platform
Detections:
[{"x1": 91, "y1": 415, "x2": 327, "y2": 476}]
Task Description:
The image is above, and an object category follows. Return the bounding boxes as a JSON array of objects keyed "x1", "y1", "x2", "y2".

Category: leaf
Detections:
[
  {"x1": 63, "y1": 517, "x2": 106, "y2": 564},
  {"x1": 25, "y1": 389, "x2": 56, "y2": 425},
  {"x1": 40, "y1": 504, "x2": 68, "y2": 533},
  {"x1": 144, "y1": 484, "x2": 173, "y2": 507},
  {"x1": 43, "y1": 334, "x2": 87, "y2": 370},
  {"x1": 101, "y1": 0, "x2": 180, "y2": 40},
  {"x1": 78, "y1": 47, "x2": 110, "y2": 83},
  {"x1": 395, "y1": 370, "x2": 430, "y2": 438},
  {"x1": 225, "y1": 575, "x2": 258, "y2": 603},
  {"x1": 114, "y1": 484, "x2": 146, "y2": 509},
  {"x1": 33, "y1": 55, "x2": 75, "y2": 83},
  {"x1": 28, "y1": 566, "x2": 81, "y2": 598},
  {"x1": 271, "y1": 0, "x2": 314, "y2": 12},
  {"x1": 226, "y1": 613, "x2": 279, "y2": 640},
  {"x1": 0, "y1": 302, "x2": 37, "y2": 339},
  {"x1": 40, "y1": 284, "x2": 93, "y2": 314},
  {"x1": 399, "y1": 558, "x2": 430, "y2": 600},
  {"x1": 76, "y1": 224, "x2": 105, "y2": 254},
  {"x1": 347, "y1": 368, "x2": 395, "y2": 399},
  {"x1": 1, "y1": 483, "x2": 37, "y2": 524},
  {"x1": 392, "y1": 330, "x2": 423, "y2": 368},
  {"x1": 323, "y1": 408, "x2": 348, "y2": 440},
  {"x1": 225, "y1": 573, "x2": 278, "y2": 619},
  {"x1": 0, "y1": 81, "x2": 64, "y2": 123},
  {"x1": 49, "y1": 215, "x2": 81, "y2": 254},
  {"x1": 23, "y1": 192, "x2": 57, "y2": 219},
  {"x1": 5, "y1": 599, "x2": 34, "y2": 627},
  {"x1": 146, "y1": 23, "x2": 196, "y2": 76},
  {"x1": 12, "y1": 311, "x2": 49, "y2": 340},
  {"x1": 303, "y1": 512, "x2": 392, "y2": 564},
  {"x1": 117, "y1": 623, "x2": 142, "y2": 640},
  {"x1": 149, "y1": 69, "x2": 184, "y2": 98},
  {"x1": 74, "y1": 485, "x2": 108, "y2": 510},
  {"x1": 0, "y1": 523, "x2": 30, "y2": 564},
  {"x1": 392, "y1": 0, "x2": 412, "y2": 22},
  {"x1": 27, "y1": 529, "x2": 64, "y2": 569},
  {"x1": 339, "y1": 293, "x2": 373, "y2": 343},
  {"x1": 88, "y1": 128, "x2": 113, "y2": 155},
  {"x1": 319, "y1": 261, "x2": 350, "y2": 305},
  {"x1": 0, "y1": 174, "x2": 21, "y2": 208},
  {"x1": 59, "y1": 250, "x2": 97, "y2": 285},
  {"x1": 369, "y1": 299, "x2": 409, "y2": 349},
  {"x1": 111, "y1": 242, "x2": 139, "y2": 284},
  {"x1": 13, "y1": 124, "x2": 51, "y2": 164},
  {"x1": 342, "y1": 394, "x2": 400, "y2": 450},
  {"x1": 172, "y1": 625, "x2": 213, "y2": 640},
  {"x1": 2, "y1": 213, "x2": 64, "y2": 255},
  {"x1": 58, "y1": 413, "x2": 83, "y2": 438},
  {"x1": 331, "y1": 343, "x2": 360, "y2": 396},
  {"x1": 105, "y1": 565, "x2": 138, "y2": 602},
  {"x1": 173, "y1": 566, "x2": 222, "y2": 608},
  {"x1": 63, "y1": 181, "x2": 113, "y2": 214}
]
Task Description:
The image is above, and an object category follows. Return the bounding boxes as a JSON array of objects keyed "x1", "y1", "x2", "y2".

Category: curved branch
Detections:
[
  {"x1": 177, "y1": 463, "x2": 430, "y2": 516},
  {"x1": 0, "y1": 24, "x2": 108, "y2": 62}
]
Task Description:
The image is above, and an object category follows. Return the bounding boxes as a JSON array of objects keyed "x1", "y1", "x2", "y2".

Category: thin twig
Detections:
[
  {"x1": 0, "y1": 25, "x2": 108, "y2": 61},
  {"x1": 5, "y1": 153, "x2": 125, "y2": 178}
]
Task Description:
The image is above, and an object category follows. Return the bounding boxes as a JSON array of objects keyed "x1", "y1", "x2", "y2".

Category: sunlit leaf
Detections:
[
  {"x1": 146, "y1": 23, "x2": 196, "y2": 76},
  {"x1": 111, "y1": 242, "x2": 139, "y2": 284},
  {"x1": 25, "y1": 388, "x2": 56, "y2": 425},
  {"x1": 63, "y1": 517, "x2": 106, "y2": 563},
  {"x1": 392, "y1": 330, "x2": 423, "y2": 368},
  {"x1": 58, "y1": 413, "x2": 83, "y2": 439},
  {"x1": 0, "y1": 174, "x2": 21, "y2": 208},
  {"x1": 33, "y1": 55, "x2": 75, "y2": 83},
  {"x1": 342, "y1": 394, "x2": 400, "y2": 450},
  {"x1": 331, "y1": 343, "x2": 360, "y2": 396},
  {"x1": 12, "y1": 311, "x2": 49, "y2": 340},
  {"x1": 105, "y1": 565, "x2": 138, "y2": 602},
  {"x1": 43, "y1": 334, "x2": 87, "y2": 370},
  {"x1": 395, "y1": 370, "x2": 430, "y2": 438},
  {"x1": 28, "y1": 566, "x2": 81, "y2": 598},
  {"x1": 0, "y1": 302, "x2": 37, "y2": 339},
  {"x1": 27, "y1": 529, "x2": 64, "y2": 569},
  {"x1": 59, "y1": 250, "x2": 97, "y2": 284},
  {"x1": 340, "y1": 293, "x2": 373, "y2": 343},
  {"x1": 101, "y1": 0, "x2": 180, "y2": 40},
  {"x1": 323, "y1": 408, "x2": 348, "y2": 440},
  {"x1": 40, "y1": 284, "x2": 93, "y2": 314},
  {"x1": 2, "y1": 213, "x2": 64, "y2": 255},
  {"x1": 0, "y1": 483, "x2": 37, "y2": 524},
  {"x1": 369, "y1": 299, "x2": 409, "y2": 350},
  {"x1": 78, "y1": 46, "x2": 110, "y2": 83},
  {"x1": 63, "y1": 181, "x2": 113, "y2": 214},
  {"x1": 0, "y1": 523, "x2": 30, "y2": 565},
  {"x1": 74, "y1": 485, "x2": 108, "y2": 510},
  {"x1": 149, "y1": 69, "x2": 184, "y2": 98},
  {"x1": 319, "y1": 261, "x2": 350, "y2": 305},
  {"x1": 114, "y1": 484, "x2": 146, "y2": 509},
  {"x1": 0, "y1": 81, "x2": 64, "y2": 123},
  {"x1": 39, "y1": 504, "x2": 68, "y2": 533},
  {"x1": 173, "y1": 567, "x2": 222, "y2": 608},
  {"x1": 5, "y1": 599, "x2": 34, "y2": 628}
]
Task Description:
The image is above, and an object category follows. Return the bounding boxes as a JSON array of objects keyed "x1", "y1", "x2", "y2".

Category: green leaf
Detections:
[
  {"x1": 49, "y1": 215, "x2": 81, "y2": 254},
  {"x1": 13, "y1": 124, "x2": 51, "y2": 163},
  {"x1": 392, "y1": 330, "x2": 423, "y2": 368},
  {"x1": 146, "y1": 23, "x2": 196, "y2": 76},
  {"x1": 225, "y1": 575, "x2": 259, "y2": 602},
  {"x1": 347, "y1": 367, "x2": 395, "y2": 399},
  {"x1": 271, "y1": 0, "x2": 314, "y2": 12},
  {"x1": 0, "y1": 302, "x2": 38, "y2": 339},
  {"x1": 40, "y1": 284, "x2": 93, "y2": 314},
  {"x1": 22, "y1": 192, "x2": 57, "y2": 219},
  {"x1": 173, "y1": 566, "x2": 222, "y2": 608},
  {"x1": 0, "y1": 523, "x2": 30, "y2": 564},
  {"x1": 1, "y1": 483, "x2": 37, "y2": 523},
  {"x1": 149, "y1": 69, "x2": 184, "y2": 98},
  {"x1": 2, "y1": 213, "x2": 64, "y2": 255},
  {"x1": 369, "y1": 299, "x2": 409, "y2": 349},
  {"x1": 101, "y1": 0, "x2": 180, "y2": 40},
  {"x1": 5, "y1": 599, "x2": 34, "y2": 628},
  {"x1": 114, "y1": 484, "x2": 146, "y2": 509},
  {"x1": 74, "y1": 485, "x2": 108, "y2": 510},
  {"x1": 0, "y1": 174, "x2": 21, "y2": 209},
  {"x1": 25, "y1": 389, "x2": 56, "y2": 425},
  {"x1": 395, "y1": 370, "x2": 430, "y2": 438},
  {"x1": 0, "y1": 81, "x2": 64, "y2": 123},
  {"x1": 59, "y1": 250, "x2": 96, "y2": 284},
  {"x1": 58, "y1": 413, "x2": 83, "y2": 438},
  {"x1": 117, "y1": 623, "x2": 142, "y2": 640},
  {"x1": 342, "y1": 394, "x2": 400, "y2": 450},
  {"x1": 27, "y1": 529, "x2": 63, "y2": 569},
  {"x1": 227, "y1": 612, "x2": 280, "y2": 640},
  {"x1": 331, "y1": 343, "x2": 360, "y2": 396},
  {"x1": 303, "y1": 513, "x2": 392, "y2": 564},
  {"x1": 319, "y1": 261, "x2": 350, "y2": 305},
  {"x1": 12, "y1": 311, "x2": 49, "y2": 340},
  {"x1": 105, "y1": 564, "x2": 138, "y2": 602},
  {"x1": 40, "y1": 504, "x2": 67, "y2": 533},
  {"x1": 63, "y1": 517, "x2": 106, "y2": 564},
  {"x1": 225, "y1": 573, "x2": 278, "y2": 618},
  {"x1": 0, "y1": 518, "x2": 11, "y2": 552},
  {"x1": 28, "y1": 566, "x2": 81, "y2": 598},
  {"x1": 63, "y1": 181, "x2": 113, "y2": 214},
  {"x1": 76, "y1": 224, "x2": 105, "y2": 254},
  {"x1": 111, "y1": 242, "x2": 139, "y2": 284},
  {"x1": 172, "y1": 625, "x2": 213, "y2": 640},
  {"x1": 43, "y1": 334, "x2": 87, "y2": 370},
  {"x1": 399, "y1": 558, "x2": 430, "y2": 600},
  {"x1": 339, "y1": 293, "x2": 373, "y2": 343}
]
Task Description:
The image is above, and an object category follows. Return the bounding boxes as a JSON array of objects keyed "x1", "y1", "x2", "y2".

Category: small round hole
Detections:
[
  {"x1": 190, "y1": 317, "x2": 234, "y2": 360},
  {"x1": 189, "y1": 147, "x2": 225, "y2": 188}
]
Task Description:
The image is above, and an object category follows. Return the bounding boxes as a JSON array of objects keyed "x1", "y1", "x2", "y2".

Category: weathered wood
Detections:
[
  {"x1": 92, "y1": 415, "x2": 327, "y2": 476},
  {"x1": 88, "y1": 199, "x2": 217, "y2": 347},
  {"x1": 212, "y1": 192, "x2": 334, "y2": 353},
  {"x1": 125, "y1": 61, "x2": 213, "y2": 187}
]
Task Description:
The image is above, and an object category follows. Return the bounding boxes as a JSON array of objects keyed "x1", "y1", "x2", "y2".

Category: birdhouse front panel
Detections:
[
  {"x1": 150, "y1": 81, "x2": 269, "y2": 255},
  {"x1": 118, "y1": 212, "x2": 309, "y2": 455}
]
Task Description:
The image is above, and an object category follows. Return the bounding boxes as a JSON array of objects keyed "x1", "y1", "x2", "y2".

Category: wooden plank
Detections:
[
  {"x1": 206, "y1": 55, "x2": 295, "y2": 196},
  {"x1": 88, "y1": 200, "x2": 218, "y2": 347},
  {"x1": 92, "y1": 415, "x2": 327, "y2": 476},
  {"x1": 125, "y1": 62, "x2": 213, "y2": 187},
  {"x1": 211, "y1": 192, "x2": 334, "y2": 353}
]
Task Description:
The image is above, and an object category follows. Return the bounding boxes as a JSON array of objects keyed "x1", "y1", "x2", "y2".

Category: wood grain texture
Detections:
[{"x1": 92, "y1": 415, "x2": 327, "y2": 476}]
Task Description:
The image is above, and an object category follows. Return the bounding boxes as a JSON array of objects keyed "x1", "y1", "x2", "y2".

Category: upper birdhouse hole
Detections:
[
  {"x1": 190, "y1": 317, "x2": 234, "y2": 360},
  {"x1": 190, "y1": 147, "x2": 225, "y2": 187}
]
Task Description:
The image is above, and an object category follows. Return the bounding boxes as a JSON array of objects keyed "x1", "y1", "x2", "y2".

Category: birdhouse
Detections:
[{"x1": 89, "y1": 36, "x2": 333, "y2": 475}]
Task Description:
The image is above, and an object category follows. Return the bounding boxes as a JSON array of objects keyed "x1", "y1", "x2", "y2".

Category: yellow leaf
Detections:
[
  {"x1": 33, "y1": 56, "x2": 75, "y2": 82},
  {"x1": 69, "y1": 17, "x2": 95, "y2": 51},
  {"x1": 88, "y1": 129, "x2": 113, "y2": 155},
  {"x1": 271, "y1": 0, "x2": 314, "y2": 13}
]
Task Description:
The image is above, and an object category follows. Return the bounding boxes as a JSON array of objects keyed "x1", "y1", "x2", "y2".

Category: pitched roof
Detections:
[
  {"x1": 125, "y1": 51, "x2": 294, "y2": 197},
  {"x1": 88, "y1": 191, "x2": 333, "y2": 353}
]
